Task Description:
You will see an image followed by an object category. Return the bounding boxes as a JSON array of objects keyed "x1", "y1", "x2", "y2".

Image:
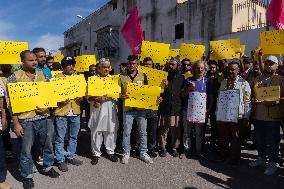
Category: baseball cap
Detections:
[
  {"x1": 265, "y1": 56, "x2": 278, "y2": 64},
  {"x1": 228, "y1": 58, "x2": 240, "y2": 65},
  {"x1": 61, "y1": 56, "x2": 76, "y2": 67}
]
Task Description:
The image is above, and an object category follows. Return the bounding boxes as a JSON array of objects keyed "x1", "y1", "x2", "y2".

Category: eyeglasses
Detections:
[{"x1": 184, "y1": 64, "x2": 191, "y2": 67}]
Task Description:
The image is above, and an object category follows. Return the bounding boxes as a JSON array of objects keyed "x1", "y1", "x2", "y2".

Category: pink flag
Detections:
[
  {"x1": 266, "y1": 0, "x2": 284, "y2": 29},
  {"x1": 121, "y1": 6, "x2": 144, "y2": 55}
]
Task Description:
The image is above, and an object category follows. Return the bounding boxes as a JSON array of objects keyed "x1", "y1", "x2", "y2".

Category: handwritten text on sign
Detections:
[
  {"x1": 187, "y1": 92, "x2": 207, "y2": 123},
  {"x1": 216, "y1": 89, "x2": 240, "y2": 123}
]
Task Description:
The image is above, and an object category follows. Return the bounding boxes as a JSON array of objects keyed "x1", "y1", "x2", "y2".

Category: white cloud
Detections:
[
  {"x1": 0, "y1": 20, "x2": 15, "y2": 40},
  {"x1": 31, "y1": 33, "x2": 63, "y2": 54}
]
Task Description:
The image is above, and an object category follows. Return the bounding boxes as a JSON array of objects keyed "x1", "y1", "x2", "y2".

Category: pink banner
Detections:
[
  {"x1": 266, "y1": 0, "x2": 284, "y2": 29},
  {"x1": 121, "y1": 6, "x2": 144, "y2": 55}
]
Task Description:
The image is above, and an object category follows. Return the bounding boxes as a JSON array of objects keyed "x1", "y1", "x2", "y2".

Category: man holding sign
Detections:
[
  {"x1": 7, "y1": 50, "x2": 59, "y2": 189},
  {"x1": 88, "y1": 58, "x2": 119, "y2": 165},
  {"x1": 120, "y1": 55, "x2": 154, "y2": 164},
  {"x1": 216, "y1": 59, "x2": 251, "y2": 167},
  {"x1": 54, "y1": 57, "x2": 83, "y2": 172},
  {"x1": 250, "y1": 56, "x2": 284, "y2": 176}
]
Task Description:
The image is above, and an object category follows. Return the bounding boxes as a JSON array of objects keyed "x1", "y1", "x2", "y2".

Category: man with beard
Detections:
[
  {"x1": 158, "y1": 57, "x2": 183, "y2": 157},
  {"x1": 249, "y1": 56, "x2": 284, "y2": 175},
  {"x1": 181, "y1": 58, "x2": 192, "y2": 79},
  {"x1": 8, "y1": 50, "x2": 59, "y2": 189},
  {"x1": 217, "y1": 59, "x2": 251, "y2": 167},
  {"x1": 33, "y1": 48, "x2": 52, "y2": 79}
]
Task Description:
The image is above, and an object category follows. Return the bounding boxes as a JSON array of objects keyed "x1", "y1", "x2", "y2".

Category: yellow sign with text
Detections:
[
  {"x1": 260, "y1": 30, "x2": 284, "y2": 55},
  {"x1": 179, "y1": 44, "x2": 205, "y2": 62},
  {"x1": 140, "y1": 41, "x2": 170, "y2": 65},
  {"x1": 88, "y1": 76, "x2": 121, "y2": 98},
  {"x1": 210, "y1": 38, "x2": 241, "y2": 60},
  {"x1": 0, "y1": 41, "x2": 28, "y2": 64}
]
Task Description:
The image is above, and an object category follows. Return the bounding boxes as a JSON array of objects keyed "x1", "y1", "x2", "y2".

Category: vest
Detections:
[
  {"x1": 54, "y1": 73, "x2": 81, "y2": 116},
  {"x1": 14, "y1": 69, "x2": 49, "y2": 119},
  {"x1": 253, "y1": 74, "x2": 283, "y2": 119},
  {"x1": 120, "y1": 71, "x2": 146, "y2": 111}
]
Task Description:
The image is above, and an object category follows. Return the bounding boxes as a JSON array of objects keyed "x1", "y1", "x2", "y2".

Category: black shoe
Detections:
[
  {"x1": 147, "y1": 150, "x2": 158, "y2": 158},
  {"x1": 44, "y1": 168, "x2": 60, "y2": 178},
  {"x1": 107, "y1": 154, "x2": 118, "y2": 162},
  {"x1": 58, "y1": 162, "x2": 68, "y2": 172},
  {"x1": 66, "y1": 158, "x2": 83, "y2": 166},
  {"x1": 159, "y1": 148, "x2": 167, "y2": 157},
  {"x1": 23, "y1": 178, "x2": 34, "y2": 189},
  {"x1": 171, "y1": 149, "x2": 179, "y2": 158},
  {"x1": 91, "y1": 156, "x2": 99, "y2": 165}
]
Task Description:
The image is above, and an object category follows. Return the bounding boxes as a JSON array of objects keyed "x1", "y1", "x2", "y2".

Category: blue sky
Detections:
[{"x1": 0, "y1": 0, "x2": 109, "y2": 54}]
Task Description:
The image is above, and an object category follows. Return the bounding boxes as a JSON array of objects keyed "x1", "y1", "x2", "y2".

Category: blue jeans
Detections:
[
  {"x1": 0, "y1": 132, "x2": 7, "y2": 182},
  {"x1": 146, "y1": 110, "x2": 158, "y2": 151},
  {"x1": 55, "y1": 116, "x2": 80, "y2": 163},
  {"x1": 19, "y1": 118, "x2": 54, "y2": 178},
  {"x1": 123, "y1": 110, "x2": 147, "y2": 154},
  {"x1": 254, "y1": 120, "x2": 281, "y2": 163}
]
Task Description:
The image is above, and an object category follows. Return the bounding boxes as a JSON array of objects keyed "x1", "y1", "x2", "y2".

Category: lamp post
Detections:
[{"x1": 76, "y1": 15, "x2": 92, "y2": 54}]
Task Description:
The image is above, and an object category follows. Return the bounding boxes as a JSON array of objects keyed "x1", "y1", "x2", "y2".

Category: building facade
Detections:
[{"x1": 61, "y1": 0, "x2": 268, "y2": 71}]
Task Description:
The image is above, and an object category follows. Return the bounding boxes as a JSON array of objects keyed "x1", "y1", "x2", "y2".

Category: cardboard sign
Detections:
[
  {"x1": 140, "y1": 41, "x2": 170, "y2": 65},
  {"x1": 187, "y1": 92, "x2": 207, "y2": 123},
  {"x1": 124, "y1": 83, "x2": 161, "y2": 110},
  {"x1": 74, "y1": 55, "x2": 97, "y2": 72},
  {"x1": 7, "y1": 82, "x2": 57, "y2": 114},
  {"x1": 0, "y1": 41, "x2": 28, "y2": 64},
  {"x1": 179, "y1": 44, "x2": 205, "y2": 62},
  {"x1": 255, "y1": 86, "x2": 280, "y2": 102},
  {"x1": 50, "y1": 74, "x2": 87, "y2": 102},
  {"x1": 138, "y1": 66, "x2": 168, "y2": 89},
  {"x1": 169, "y1": 49, "x2": 180, "y2": 58},
  {"x1": 216, "y1": 89, "x2": 240, "y2": 123},
  {"x1": 88, "y1": 76, "x2": 121, "y2": 98},
  {"x1": 210, "y1": 38, "x2": 241, "y2": 60},
  {"x1": 260, "y1": 30, "x2": 284, "y2": 54},
  {"x1": 53, "y1": 54, "x2": 64, "y2": 63}
]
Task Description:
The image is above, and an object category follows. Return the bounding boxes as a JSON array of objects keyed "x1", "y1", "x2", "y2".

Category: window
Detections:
[
  {"x1": 175, "y1": 23, "x2": 184, "y2": 39},
  {"x1": 113, "y1": 0, "x2": 117, "y2": 10},
  {"x1": 84, "y1": 45, "x2": 88, "y2": 50}
]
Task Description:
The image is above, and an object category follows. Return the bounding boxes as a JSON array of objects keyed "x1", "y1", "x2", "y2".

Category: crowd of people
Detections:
[{"x1": 0, "y1": 47, "x2": 283, "y2": 189}]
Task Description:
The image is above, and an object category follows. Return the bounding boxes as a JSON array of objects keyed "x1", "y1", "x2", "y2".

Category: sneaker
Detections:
[
  {"x1": 140, "y1": 153, "x2": 153, "y2": 164},
  {"x1": 159, "y1": 148, "x2": 167, "y2": 157},
  {"x1": 37, "y1": 156, "x2": 43, "y2": 166},
  {"x1": 264, "y1": 162, "x2": 277, "y2": 176},
  {"x1": 249, "y1": 158, "x2": 265, "y2": 167},
  {"x1": 58, "y1": 162, "x2": 68, "y2": 172},
  {"x1": 23, "y1": 178, "x2": 34, "y2": 189},
  {"x1": 121, "y1": 153, "x2": 130, "y2": 164},
  {"x1": 147, "y1": 150, "x2": 158, "y2": 158},
  {"x1": 0, "y1": 182, "x2": 11, "y2": 189},
  {"x1": 107, "y1": 154, "x2": 118, "y2": 162},
  {"x1": 171, "y1": 149, "x2": 179, "y2": 158},
  {"x1": 66, "y1": 158, "x2": 83, "y2": 166},
  {"x1": 91, "y1": 156, "x2": 99, "y2": 165},
  {"x1": 43, "y1": 168, "x2": 60, "y2": 178}
]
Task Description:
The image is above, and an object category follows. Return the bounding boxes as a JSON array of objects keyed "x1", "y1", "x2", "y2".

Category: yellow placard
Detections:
[
  {"x1": 241, "y1": 45, "x2": 246, "y2": 56},
  {"x1": 51, "y1": 71, "x2": 62, "y2": 77},
  {"x1": 53, "y1": 54, "x2": 64, "y2": 63},
  {"x1": 260, "y1": 30, "x2": 284, "y2": 55},
  {"x1": 125, "y1": 83, "x2": 161, "y2": 110},
  {"x1": 210, "y1": 38, "x2": 241, "y2": 60},
  {"x1": 88, "y1": 76, "x2": 121, "y2": 98},
  {"x1": 252, "y1": 46, "x2": 261, "y2": 61},
  {"x1": 255, "y1": 86, "x2": 280, "y2": 102},
  {"x1": 140, "y1": 41, "x2": 170, "y2": 65},
  {"x1": 50, "y1": 74, "x2": 87, "y2": 102},
  {"x1": 179, "y1": 44, "x2": 205, "y2": 62},
  {"x1": 138, "y1": 66, "x2": 168, "y2": 89},
  {"x1": 0, "y1": 41, "x2": 28, "y2": 64},
  {"x1": 7, "y1": 82, "x2": 57, "y2": 114},
  {"x1": 74, "y1": 55, "x2": 97, "y2": 72},
  {"x1": 169, "y1": 49, "x2": 180, "y2": 58}
]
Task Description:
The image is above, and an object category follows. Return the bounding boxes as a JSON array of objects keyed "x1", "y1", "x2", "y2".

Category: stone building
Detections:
[{"x1": 61, "y1": 0, "x2": 268, "y2": 71}]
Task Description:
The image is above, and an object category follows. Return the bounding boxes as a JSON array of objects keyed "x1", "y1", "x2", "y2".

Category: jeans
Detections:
[
  {"x1": 19, "y1": 118, "x2": 54, "y2": 178},
  {"x1": 254, "y1": 120, "x2": 281, "y2": 163},
  {"x1": 122, "y1": 110, "x2": 147, "y2": 154},
  {"x1": 146, "y1": 110, "x2": 158, "y2": 151},
  {"x1": 55, "y1": 116, "x2": 80, "y2": 163},
  {"x1": 0, "y1": 132, "x2": 7, "y2": 182}
]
